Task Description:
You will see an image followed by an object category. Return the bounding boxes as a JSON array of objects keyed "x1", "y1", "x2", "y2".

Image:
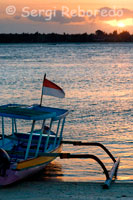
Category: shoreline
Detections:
[{"x1": 0, "y1": 181, "x2": 133, "y2": 200}]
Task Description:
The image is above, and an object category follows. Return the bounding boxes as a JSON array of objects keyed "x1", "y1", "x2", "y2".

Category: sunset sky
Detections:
[{"x1": 0, "y1": 0, "x2": 133, "y2": 33}]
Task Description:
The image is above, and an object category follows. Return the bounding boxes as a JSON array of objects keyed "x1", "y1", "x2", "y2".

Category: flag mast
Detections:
[{"x1": 40, "y1": 73, "x2": 46, "y2": 106}]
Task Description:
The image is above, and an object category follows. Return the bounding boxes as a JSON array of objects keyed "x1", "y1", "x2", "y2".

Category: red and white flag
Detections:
[{"x1": 42, "y1": 77, "x2": 65, "y2": 98}]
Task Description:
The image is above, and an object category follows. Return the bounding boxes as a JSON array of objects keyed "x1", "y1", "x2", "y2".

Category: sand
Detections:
[{"x1": 0, "y1": 181, "x2": 133, "y2": 200}]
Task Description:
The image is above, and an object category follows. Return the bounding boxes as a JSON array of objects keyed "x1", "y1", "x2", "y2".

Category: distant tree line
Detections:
[{"x1": 0, "y1": 30, "x2": 133, "y2": 43}]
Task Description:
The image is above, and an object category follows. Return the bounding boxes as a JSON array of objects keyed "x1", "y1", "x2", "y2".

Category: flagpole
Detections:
[{"x1": 40, "y1": 73, "x2": 46, "y2": 106}]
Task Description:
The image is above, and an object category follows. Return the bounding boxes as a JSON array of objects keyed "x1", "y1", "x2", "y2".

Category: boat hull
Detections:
[{"x1": 0, "y1": 144, "x2": 62, "y2": 186}]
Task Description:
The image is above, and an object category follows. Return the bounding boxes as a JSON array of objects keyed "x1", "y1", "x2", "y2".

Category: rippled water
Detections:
[{"x1": 0, "y1": 43, "x2": 132, "y2": 182}]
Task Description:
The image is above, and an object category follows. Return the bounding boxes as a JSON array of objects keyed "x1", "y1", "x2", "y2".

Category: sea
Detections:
[{"x1": 0, "y1": 43, "x2": 132, "y2": 183}]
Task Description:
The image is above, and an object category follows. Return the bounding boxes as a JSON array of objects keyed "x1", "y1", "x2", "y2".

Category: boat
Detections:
[
  {"x1": 0, "y1": 75, "x2": 120, "y2": 188},
  {"x1": 0, "y1": 74, "x2": 68, "y2": 185},
  {"x1": 0, "y1": 103, "x2": 68, "y2": 185}
]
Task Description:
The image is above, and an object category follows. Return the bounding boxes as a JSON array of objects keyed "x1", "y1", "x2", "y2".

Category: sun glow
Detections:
[
  {"x1": 117, "y1": 21, "x2": 125, "y2": 28},
  {"x1": 105, "y1": 18, "x2": 133, "y2": 28}
]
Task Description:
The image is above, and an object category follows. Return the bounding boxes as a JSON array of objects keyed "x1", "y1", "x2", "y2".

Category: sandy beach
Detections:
[{"x1": 0, "y1": 181, "x2": 133, "y2": 200}]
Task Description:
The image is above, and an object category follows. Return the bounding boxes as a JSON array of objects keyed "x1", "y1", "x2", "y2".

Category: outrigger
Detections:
[{"x1": 0, "y1": 75, "x2": 120, "y2": 188}]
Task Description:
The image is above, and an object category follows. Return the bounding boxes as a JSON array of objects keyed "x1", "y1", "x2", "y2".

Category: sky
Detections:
[{"x1": 0, "y1": 0, "x2": 133, "y2": 33}]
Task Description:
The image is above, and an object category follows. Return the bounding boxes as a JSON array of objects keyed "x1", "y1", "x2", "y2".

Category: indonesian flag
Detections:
[{"x1": 42, "y1": 78, "x2": 65, "y2": 98}]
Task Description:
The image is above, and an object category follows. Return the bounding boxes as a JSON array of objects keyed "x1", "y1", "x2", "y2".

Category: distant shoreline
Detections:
[
  {"x1": 0, "y1": 42, "x2": 133, "y2": 44},
  {"x1": 0, "y1": 42, "x2": 133, "y2": 43},
  {"x1": 0, "y1": 30, "x2": 133, "y2": 43}
]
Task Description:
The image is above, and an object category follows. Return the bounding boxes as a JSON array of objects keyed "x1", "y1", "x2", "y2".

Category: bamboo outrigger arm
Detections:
[
  {"x1": 41, "y1": 151, "x2": 120, "y2": 189},
  {"x1": 60, "y1": 140, "x2": 120, "y2": 188},
  {"x1": 61, "y1": 141, "x2": 116, "y2": 162},
  {"x1": 60, "y1": 153, "x2": 120, "y2": 189}
]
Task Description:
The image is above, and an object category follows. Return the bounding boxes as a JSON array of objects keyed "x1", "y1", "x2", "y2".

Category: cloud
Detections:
[
  {"x1": 0, "y1": 18, "x2": 97, "y2": 34},
  {"x1": 24, "y1": 7, "x2": 133, "y2": 28},
  {"x1": 27, "y1": 10, "x2": 85, "y2": 24},
  {"x1": 88, "y1": 7, "x2": 133, "y2": 21},
  {"x1": 13, "y1": 7, "x2": 132, "y2": 25},
  {"x1": 119, "y1": 8, "x2": 133, "y2": 20}
]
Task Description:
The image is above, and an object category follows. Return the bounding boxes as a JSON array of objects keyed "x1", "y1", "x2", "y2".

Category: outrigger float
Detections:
[{"x1": 0, "y1": 74, "x2": 120, "y2": 188}]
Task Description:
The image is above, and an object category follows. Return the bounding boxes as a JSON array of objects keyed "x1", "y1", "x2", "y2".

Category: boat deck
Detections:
[{"x1": 6, "y1": 133, "x2": 59, "y2": 161}]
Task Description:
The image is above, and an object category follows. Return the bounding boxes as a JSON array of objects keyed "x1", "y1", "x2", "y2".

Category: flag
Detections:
[{"x1": 42, "y1": 78, "x2": 65, "y2": 98}]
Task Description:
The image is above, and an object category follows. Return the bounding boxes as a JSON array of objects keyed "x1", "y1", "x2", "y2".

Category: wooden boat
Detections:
[
  {"x1": 0, "y1": 103, "x2": 68, "y2": 185},
  {"x1": 0, "y1": 75, "x2": 120, "y2": 188}
]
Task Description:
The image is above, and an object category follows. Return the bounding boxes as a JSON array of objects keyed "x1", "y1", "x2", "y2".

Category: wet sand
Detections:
[{"x1": 0, "y1": 181, "x2": 133, "y2": 200}]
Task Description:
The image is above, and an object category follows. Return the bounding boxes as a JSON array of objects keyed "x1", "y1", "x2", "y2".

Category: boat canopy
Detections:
[
  {"x1": 0, "y1": 104, "x2": 68, "y2": 121},
  {"x1": 0, "y1": 104, "x2": 56, "y2": 120},
  {"x1": 0, "y1": 104, "x2": 69, "y2": 158}
]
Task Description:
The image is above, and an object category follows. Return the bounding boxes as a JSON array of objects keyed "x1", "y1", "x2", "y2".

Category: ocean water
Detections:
[{"x1": 0, "y1": 43, "x2": 132, "y2": 182}]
